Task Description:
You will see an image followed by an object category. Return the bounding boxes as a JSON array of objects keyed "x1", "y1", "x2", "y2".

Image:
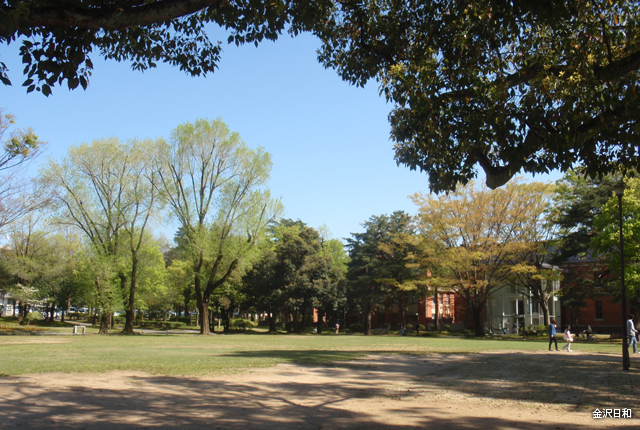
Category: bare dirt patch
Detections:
[{"x1": 1, "y1": 351, "x2": 638, "y2": 429}]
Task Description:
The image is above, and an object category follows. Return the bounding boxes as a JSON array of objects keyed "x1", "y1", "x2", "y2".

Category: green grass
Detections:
[{"x1": 0, "y1": 332, "x2": 624, "y2": 377}]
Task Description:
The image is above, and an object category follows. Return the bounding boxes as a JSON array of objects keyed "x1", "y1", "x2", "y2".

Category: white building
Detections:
[
  {"x1": 0, "y1": 291, "x2": 14, "y2": 316},
  {"x1": 485, "y1": 275, "x2": 561, "y2": 334}
]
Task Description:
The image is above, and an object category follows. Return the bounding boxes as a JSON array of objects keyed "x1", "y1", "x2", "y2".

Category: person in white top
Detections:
[
  {"x1": 628, "y1": 314, "x2": 638, "y2": 354},
  {"x1": 562, "y1": 325, "x2": 574, "y2": 352}
]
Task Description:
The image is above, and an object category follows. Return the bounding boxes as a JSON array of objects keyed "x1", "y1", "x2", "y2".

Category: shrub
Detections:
[
  {"x1": 170, "y1": 316, "x2": 192, "y2": 325},
  {"x1": 444, "y1": 324, "x2": 451, "y2": 332},
  {"x1": 382, "y1": 323, "x2": 391, "y2": 329},
  {"x1": 417, "y1": 324, "x2": 425, "y2": 331},
  {"x1": 26, "y1": 311, "x2": 42, "y2": 322},
  {"x1": 114, "y1": 316, "x2": 126, "y2": 324},
  {"x1": 423, "y1": 331, "x2": 441, "y2": 337},
  {"x1": 348, "y1": 322, "x2": 364, "y2": 332},
  {"x1": 139, "y1": 321, "x2": 186, "y2": 330},
  {"x1": 406, "y1": 324, "x2": 414, "y2": 331},
  {"x1": 461, "y1": 329, "x2": 474, "y2": 337},
  {"x1": 230, "y1": 318, "x2": 256, "y2": 330},
  {"x1": 537, "y1": 324, "x2": 547, "y2": 335}
]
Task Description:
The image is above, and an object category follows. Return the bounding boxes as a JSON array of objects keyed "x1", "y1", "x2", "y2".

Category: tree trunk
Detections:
[
  {"x1": 298, "y1": 305, "x2": 308, "y2": 333},
  {"x1": 17, "y1": 302, "x2": 24, "y2": 325},
  {"x1": 433, "y1": 289, "x2": 440, "y2": 331},
  {"x1": 472, "y1": 304, "x2": 484, "y2": 337},
  {"x1": 364, "y1": 303, "x2": 372, "y2": 335},
  {"x1": 123, "y1": 256, "x2": 137, "y2": 334},
  {"x1": 268, "y1": 310, "x2": 276, "y2": 332},
  {"x1": 198, "y1": 299, "x2": 211, "y2": 335},
  {"x1": 99, "y1": 312, "x2": 110, "y2": 334},
  {"x1": 222, "y1": 306, "x2": 231, "y2": 334},
  {"x1": 540, "y1": 298, "x2": 550, "y2": 326},
  {"x1": 317, "y1": 308, "x2": 323, "y2": 334},
  {"x1": 400, "y1": 294, "x2": 407, "y2": 330}
]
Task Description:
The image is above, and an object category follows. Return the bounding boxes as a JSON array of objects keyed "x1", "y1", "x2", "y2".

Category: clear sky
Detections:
[{"x1": 1, "y1": 31, "x2": 560, "y2": 244}]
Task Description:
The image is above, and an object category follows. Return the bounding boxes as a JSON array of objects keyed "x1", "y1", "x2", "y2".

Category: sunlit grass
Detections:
[{"x1": 0, "y1": 331, "x2": 623, "y2": 377}]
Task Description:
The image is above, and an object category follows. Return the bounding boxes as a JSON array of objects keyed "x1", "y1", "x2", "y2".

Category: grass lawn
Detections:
[
  {"x1": 1, "y1": 332, "x2": 639, "y2": 429},
  {"x1": 0, "y1": 331, "x2": 626, "y2": 377}
]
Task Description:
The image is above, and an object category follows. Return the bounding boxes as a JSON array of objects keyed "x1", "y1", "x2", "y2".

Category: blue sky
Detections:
[{"x1": 1, "y1": 32, "x2": 560, "y2": 243}]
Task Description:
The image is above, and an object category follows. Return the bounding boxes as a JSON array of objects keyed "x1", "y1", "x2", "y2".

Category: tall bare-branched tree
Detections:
[{"x1": 157, "y1": 118, "x2": 282, "y2": 335}]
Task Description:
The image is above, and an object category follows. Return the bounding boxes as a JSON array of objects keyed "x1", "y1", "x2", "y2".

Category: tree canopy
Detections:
[
  {"x1": 313, "y1": 0, "x2": 640, "y2": 192},
  {"x1": 0, "y1": 0, "x2": 321, "y2": 94},
  {"x1": 4, "y1": 1, "x2": 639, "y2": 193},
  {"x1": 411, "y1": 180, "x2": 553, "y2": 335},
  {"x1": 157, "y1": 118, "x2": 282, "y2": 334},
  {"x1": 591, "y1": 177, "x2": 640, "y2": 314},
  {"x1": 243, "y1": 219, "x2": 347, "y2": 333}
]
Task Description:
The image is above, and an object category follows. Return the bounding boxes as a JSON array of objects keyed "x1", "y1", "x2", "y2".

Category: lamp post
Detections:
[
  {"x1": 613, "y1": 183, "x2": 630, "y2": 371},
  {"x1": 522, "y1": 290, "x2": 526, "y2": 340}
]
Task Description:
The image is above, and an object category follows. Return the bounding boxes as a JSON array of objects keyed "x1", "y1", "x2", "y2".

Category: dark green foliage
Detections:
[
  {"x1": 138, "y1": 321, "x2": 187, "y2": 330},
  {"x1": 312, "y1": 0, "x2": 640, "y2": 192},
  {"x1": 229, "y1": 318, "x2": 255, "y2": 330},
  {"x1": 170, "y1": 316, "x2": 192, "y2": 325},
  {"x1": 348, "y1": 322, "x2": 364, "y2": 332},
  {"x1": 551, "y1": 171, "x2": 618, "y2": 264},
  {"x1": 346, "y1": 211, "x2": 417, "y2": 335},
  {"x1": 243, "y1": 219, "x2": 346, "y2": 333},
  {"x1": 0, "y1": 0, "x2": 327, "y2": 94}
]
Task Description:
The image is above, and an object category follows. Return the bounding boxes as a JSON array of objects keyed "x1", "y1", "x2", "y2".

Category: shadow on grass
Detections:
[
  {"x1": 1, "y1": 351, "x2": 639, "y2": 429},
  {"x1": 222, "y1": 349, "x2": 640, "y2": 409},
  {"x1": 223, "y1": 348, "x2": 369, "y2": 364},
  {"x1": 1, "y1": 368, "x2": 628, "y2": 430}
]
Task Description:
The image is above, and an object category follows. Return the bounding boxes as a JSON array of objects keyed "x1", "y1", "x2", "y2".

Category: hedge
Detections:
[{"x1": 138, "y1": 321, "x2": 187, "y2": 330}]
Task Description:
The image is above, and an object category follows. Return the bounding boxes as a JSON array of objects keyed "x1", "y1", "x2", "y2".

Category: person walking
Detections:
[
  {"x1": 549, "y1": 319, "x2": 559, "y2": 351},
  {"x1": 628, "y1": 314, "x2": 638, "y2": 354},
  {"x1": 335, "y1": 322, "x2": 340, "y2": 335},
  {"x1": 562, "y1": 325, "x2": 574, "y2": 352}
]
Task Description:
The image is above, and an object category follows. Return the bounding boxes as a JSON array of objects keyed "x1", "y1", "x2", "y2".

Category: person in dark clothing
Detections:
[{"x1": 548, "y1": 319, "x2": 559, "y2": 351}]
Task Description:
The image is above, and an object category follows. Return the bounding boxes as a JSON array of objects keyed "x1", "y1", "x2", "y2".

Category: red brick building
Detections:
[
  {"x1": 369, "y1": 292, "x2": 469, "y2": 331},
  {"x1": 559, "y1": 255, "x2": 629, "y2": 334}
]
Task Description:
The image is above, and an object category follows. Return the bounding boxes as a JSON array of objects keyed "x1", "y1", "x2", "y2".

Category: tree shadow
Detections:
[
  {"x1": 222, "y1": 350, "x2": 640, "y2": 409},
  {"x1": 1, "y1": 352, "x2": 639, "y2": 429},
  {"x1": 0, "y1": 371, "x2": 626, "y2": 429}
]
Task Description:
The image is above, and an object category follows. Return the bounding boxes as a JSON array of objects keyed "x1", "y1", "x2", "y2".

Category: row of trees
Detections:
[
  {"x1": 1, "y1": 112, "x2": 637, "y2": 337},
  {"x1": 344, "y1": 174, "x2": 640, "y2": 337},
  {"x1": 1, "y1": 117, "x2": 283, "y2": 334}
]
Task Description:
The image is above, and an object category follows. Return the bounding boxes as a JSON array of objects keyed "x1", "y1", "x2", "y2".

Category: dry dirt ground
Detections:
[{"x1": 1, "y1": 351, "x2": 639, "y2": 429}]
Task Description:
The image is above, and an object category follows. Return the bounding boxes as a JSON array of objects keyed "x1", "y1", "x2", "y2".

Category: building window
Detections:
[
  {"x1": 532, "y1": 300, "x2": 539, "y2": 314},
  {"x1": 595, "y1": 301, "x2": 603, "y2": 320}
]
